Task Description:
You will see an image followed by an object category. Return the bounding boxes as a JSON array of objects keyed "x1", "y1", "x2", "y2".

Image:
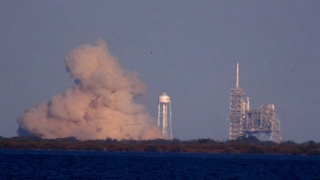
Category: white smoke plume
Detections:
[{"x1": 17, "y1": 40, "x2": 163, "y2": 140}]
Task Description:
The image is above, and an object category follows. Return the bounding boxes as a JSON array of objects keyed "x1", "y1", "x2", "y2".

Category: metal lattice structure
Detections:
[
  {"x1": 228, "y1": 88, "x2": 246, "y2": 140},
  {"x1": 228, "y1": 63, "x2": 282, "y2": 143}
]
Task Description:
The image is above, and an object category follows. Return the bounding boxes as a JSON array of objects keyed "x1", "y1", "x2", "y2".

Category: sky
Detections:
[{"x1": 0, "y1": 0, "x2": 320, "y2": 142}]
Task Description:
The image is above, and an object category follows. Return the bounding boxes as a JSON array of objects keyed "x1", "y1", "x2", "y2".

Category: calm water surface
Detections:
[{"x1": 1, "y1": 150, "x2": 320, "y2": 179}]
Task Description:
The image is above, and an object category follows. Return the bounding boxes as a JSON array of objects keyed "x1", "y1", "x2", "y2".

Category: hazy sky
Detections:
[{"x1": 1, "y1": 0, "x2": 320, "y2": 142}]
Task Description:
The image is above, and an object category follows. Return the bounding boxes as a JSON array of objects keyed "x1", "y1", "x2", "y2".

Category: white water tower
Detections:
[{"x1": 157, "y1": 92, "x2": 172, "y2": 140}]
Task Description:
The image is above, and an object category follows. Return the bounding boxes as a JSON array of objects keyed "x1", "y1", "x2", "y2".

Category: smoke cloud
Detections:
[{"x1": 17, "y1": 40, "x2": 163, "y2": 140}]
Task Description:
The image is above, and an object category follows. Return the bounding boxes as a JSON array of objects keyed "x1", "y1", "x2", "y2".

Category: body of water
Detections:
[{"x1": 1, "y1": 150, "x2": 320, "y2": 179}]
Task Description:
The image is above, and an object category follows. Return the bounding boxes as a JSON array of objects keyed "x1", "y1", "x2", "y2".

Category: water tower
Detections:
[{"x1": 158, "y1": 92, "x2": 172, "y2": 140}]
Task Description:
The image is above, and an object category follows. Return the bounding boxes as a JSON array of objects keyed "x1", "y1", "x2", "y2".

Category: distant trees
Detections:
[{"x1": 0, "y1": 136, "x2": 319, "y2": 155}]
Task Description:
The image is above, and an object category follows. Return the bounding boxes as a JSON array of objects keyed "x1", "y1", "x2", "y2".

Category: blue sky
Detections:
[{"x1": 1, "y1": 0, "x2": 320, "y2": 142}]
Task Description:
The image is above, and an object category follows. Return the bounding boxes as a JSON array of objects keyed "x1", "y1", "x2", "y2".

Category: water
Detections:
[{"x1": 1, "y1": 150, "x2": 320, "y2": 179}]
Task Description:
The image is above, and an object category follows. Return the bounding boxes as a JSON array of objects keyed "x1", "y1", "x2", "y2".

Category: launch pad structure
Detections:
[{"x1": 228, "y1": 63, "x2": 282, "y2": 143}]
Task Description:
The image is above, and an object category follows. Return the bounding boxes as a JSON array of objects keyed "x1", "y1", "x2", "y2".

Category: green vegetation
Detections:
[{"x1": 0, "y1": 135, "x2": 319, "y2": 155}]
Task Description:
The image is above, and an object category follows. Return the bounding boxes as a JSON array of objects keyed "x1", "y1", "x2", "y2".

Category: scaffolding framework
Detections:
[
  {"x1": 245, "y1": 104, "x2": 282, "y2": 143},
  {"x1": 228, "y1": 63, "x2": 282, "y2": 143},
  {"x1": 228, "y1": 88, "x2": 246, "y2": 140}
]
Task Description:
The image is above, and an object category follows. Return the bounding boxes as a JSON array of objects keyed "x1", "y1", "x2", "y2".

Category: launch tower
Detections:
[
  {"x1": 228, "y1": 63, "x2": 282, "y2": 143},
  {"x1": 158, "y1": 92, "x2": 172, "y2": 140}
]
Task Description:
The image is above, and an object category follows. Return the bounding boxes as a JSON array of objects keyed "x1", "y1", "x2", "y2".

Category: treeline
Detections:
[{"x1": 0, "y1": 135, "x2": 320, "y2": 155}]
